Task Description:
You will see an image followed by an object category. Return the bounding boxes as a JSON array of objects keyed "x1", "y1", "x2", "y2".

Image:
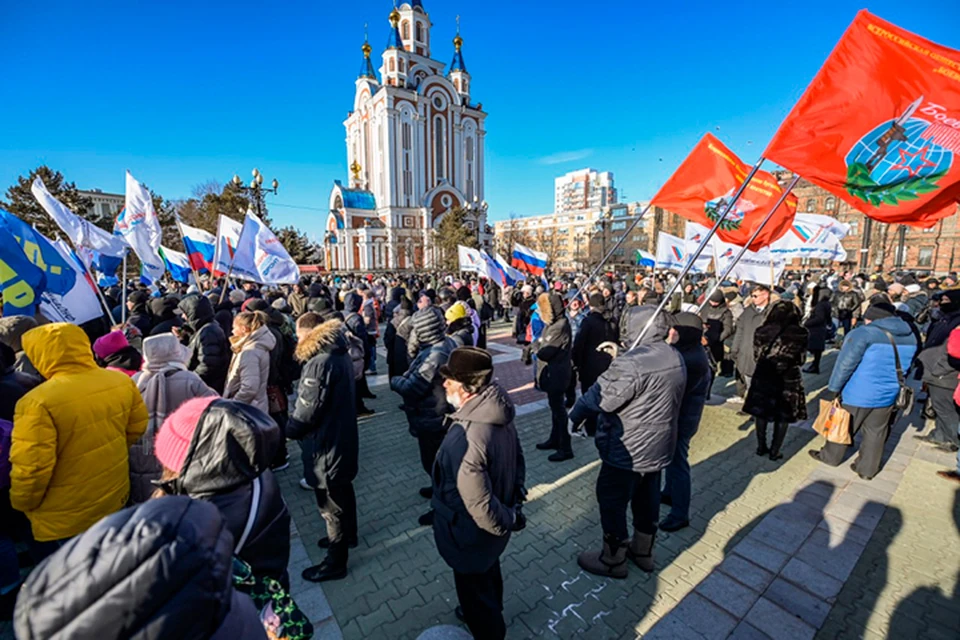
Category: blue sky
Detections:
[{"x1": 1, "y1": 1, "x2": 958, "y2": 240}]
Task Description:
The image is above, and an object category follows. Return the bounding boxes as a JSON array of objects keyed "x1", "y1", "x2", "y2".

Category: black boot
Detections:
[
  {"x1": 536, "y1": 440, "x2": 558, "y2": 450},
  {"x1": 769, "y1": 422, "x2": 788, "y2": 461},
  {"x1": 755, "y1": 419, "x2": 769, "y2": 456},
  {"x1": 302, "y1": 556, "x2": 348, "y2": 582},
  {"x1": 318, "y1": 536, "x2": 358, "y2": 549}
]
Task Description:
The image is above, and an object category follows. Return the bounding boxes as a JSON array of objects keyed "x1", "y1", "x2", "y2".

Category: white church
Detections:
[{"x1": 324, "y1": 1, "x2": 490, "y2": 271}]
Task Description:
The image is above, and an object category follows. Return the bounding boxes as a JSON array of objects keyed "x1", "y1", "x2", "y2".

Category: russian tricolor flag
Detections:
[
  {"x1": 511, "y1": 242, "x2": 548, "y2": 277},
  {"x1": 179, "y1": 221, "x2": 216, "y2": 273},
  {"x1": 159, "y1": 246, "x2": 194, "y2": 284}
]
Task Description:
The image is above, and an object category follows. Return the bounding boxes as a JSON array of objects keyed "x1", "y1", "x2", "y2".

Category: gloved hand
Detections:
[
  {"x1": 512, "y1": 506, "x2": 527, "y2": 532},
  {"x1": 568, "y1": 419, "x2": 586, "y2": 438},
  {"x1": 822, "y1": 389, "x2": 839, "y2": 403}
]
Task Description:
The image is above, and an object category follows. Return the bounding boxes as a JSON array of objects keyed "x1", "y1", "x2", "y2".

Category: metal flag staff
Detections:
[
  {"x1": 627, "y1": 159, "x2": 767, "y2": 352},
  {"x1": 121, "y1": 253, "x2": 127, "y2": 324},
  {"x1": 217, "y1": 213, "x2": 251, "y2": 305},
  {"x1": 696, "y1": 175, "x2": 801, "y2": 312},
  {"x1": 173, "y1": 215, "x2": 204, "y2": 290}
]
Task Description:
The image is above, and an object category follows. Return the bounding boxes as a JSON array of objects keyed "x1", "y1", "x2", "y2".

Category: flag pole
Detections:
[
  {"x1": 583, "y1": 203, "x2": 654, "y2": 287},
  {"x1": 121, "y1": 253, "x2": 127, "y2": 324},
  {"x1": 628, "y1": 159, "x2": 766, "y2": 352},
  {"x1": 174, "y1": 215, "x2": 204, "y2": 290},
  {"x1": 60, "y1": 236, "x2": 117, "y2": 326},
  {"x1": 697, "y1": 175, "x2": 801, "y2": 312}
]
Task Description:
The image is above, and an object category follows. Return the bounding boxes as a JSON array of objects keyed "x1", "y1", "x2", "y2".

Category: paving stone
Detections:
[
  {"x1": 731, "y1": 537, "x2": 791, "y2": 574},
  {"x1": 795, "y1": 529, "x2": 866, "y2": 582},
  {"x1": 694, "y1": 570, "x2": 761, "y2": 618},
  {"x1": 415, "y1": 625, "x2": 473, "y2": 640},
  {"x1": 728, "y1": 621, "x2": 773, "y2": 640},
  {"x1": 744, "y1": 597, "x2": 816, "y2": 640},
  {"x1": 663, "y1": 592, "x2": 739, "y2": 639},
  {"x1": 780, "y1": 558, "x2": 845, "y2": 602},
  {"x1": 764, "y1": 577, "x2": 832, "y2": 629},
  {"x1": 717, "y1": 554, "x2": 777, "y2": 593},
  {"x1": 744, "y1": 511, "x2": 817, "y2": 555},
  {"x1": 642, "y1": 616, "x2": 709, "y2": 640}
]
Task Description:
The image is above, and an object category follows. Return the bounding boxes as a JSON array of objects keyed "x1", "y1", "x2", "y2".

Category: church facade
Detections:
[{"x1": 325, "y1": 1, "x2": 489, "y2": 271}]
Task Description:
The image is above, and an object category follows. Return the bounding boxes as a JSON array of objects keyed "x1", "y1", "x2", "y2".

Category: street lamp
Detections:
[
  {"x1": 465, "y1": 196, "x2": 489, "y2": 247},
  {"x1": 232, "y1": 168, "x2": 279, "y2": 218}
]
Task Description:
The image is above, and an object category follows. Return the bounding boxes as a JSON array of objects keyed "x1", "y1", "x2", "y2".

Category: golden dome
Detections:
[
  {"x1": 389, "y1": 8, "x2": 401, "y2": 25},
  {"x1": 453, "y1": 34, "x2": 463, "y2": 51},
  {"x1": 362, "y1": 41, "x2": 372, "y2": 57}
]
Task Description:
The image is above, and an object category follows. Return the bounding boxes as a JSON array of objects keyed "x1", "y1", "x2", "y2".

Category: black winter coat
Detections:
[
  {"x1": 744, "y1": 323, "x2": 809, "y2": 423},
  {"x1": 701, "y1": 303, "x2": 734, "y2": 346},
  {"x1": 571, "y1": 310, "x2": 616, "y2": 388},
  {"x1": 126, "y1": 303, "x2": 153, "y2": 336},
  {"x1": 14, "y1": 496, "x2": 267, "y2": 640},
  {"x1": 570, "y1": 306, "x2": 687, "y2": 473},
  {"x1": 344, "y1": 302, "x2": 370, "y2": 358},
  {"x1": 179, "y1": 295, "x2": 231, "y2": 393},
  {"x1": 0, "y1": 346, "x2": 40, "y2": 420},
  {"x1": 534, "y1": 294, "x2": 572, "y2": 393},
  {"x1": 674, "y1": 328, "x2": 712, "y2": 439},
  {"x1": 514, "y1": 297, "x2": 535, "y2": 343},
  {"x1": 288, "y1": 320, "x2": 359, "y2": 486},
  {"x1": 432, "y1": 382, "x2": 525, "y2": 574},
  {"x1": 804, "y1": 295, "x2": 832, "y2": 352},
  {"x1": 731, "y1": 304, "x2": 769, "y2": 377},
  {"x1": 169, "y1": 400, "x2": 291, "y2": 587},
  {"x1": 386, "y1": 309, "x2": 413, "y2": 379}
]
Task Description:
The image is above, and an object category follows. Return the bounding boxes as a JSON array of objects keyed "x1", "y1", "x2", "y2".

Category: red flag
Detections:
[
  {"x1": 651, "y1": 134, "x2": 798, "y2": 251},
  {"x1": 765, "y1": 10, "x2": 960, "y2": 227}
]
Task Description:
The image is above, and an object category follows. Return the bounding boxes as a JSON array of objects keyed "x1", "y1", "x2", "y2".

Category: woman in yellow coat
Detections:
[{"x1": 10, "y1": 323, "x2": 148, "y2": 553}]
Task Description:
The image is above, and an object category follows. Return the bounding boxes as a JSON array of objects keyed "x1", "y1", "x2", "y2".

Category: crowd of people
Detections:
[{"x1": 1, "y1": 265, "x2": 959, "y2": 639}]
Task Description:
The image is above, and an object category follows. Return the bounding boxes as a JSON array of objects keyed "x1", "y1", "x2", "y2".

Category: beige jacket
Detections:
[{"x1": 224, "y1": 325, "x2": 276, "y2": 413}]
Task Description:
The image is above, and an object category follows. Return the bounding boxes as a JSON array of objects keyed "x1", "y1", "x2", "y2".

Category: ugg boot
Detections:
[
  {"x1": 577, "y1": 534, "x2": 628, "y2": 579},
  {"x1": 626, "y1": 529, "x2": 656, "y2": 573}
]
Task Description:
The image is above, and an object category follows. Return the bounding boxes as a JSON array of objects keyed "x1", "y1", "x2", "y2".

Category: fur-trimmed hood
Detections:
[
  {"x1": 295, "y1": 319, "x2": 348, "y2": 363},
  {"x1": 537, "y1": 292, "x2": 565, "y2": 325}
]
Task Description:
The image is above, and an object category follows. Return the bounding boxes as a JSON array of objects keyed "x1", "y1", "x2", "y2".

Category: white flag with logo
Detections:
[
  {"x1": 48, "y1": 240, "x2": 106, "y2": 325},
  {"x1": 769, "y1": 216, "x2": 848, "y2": 262},
  {"x1": 32, "y1": 177, "x2": 129, "y2": 258},
  {"x1": 683, "y1": 222, "x2": 716, "y2": 273},
  {"x1": 458, "y1": 245, "x2": 485, "y2": 273},
  {"x1": 656, "y1": 232, "x2": 704, "y2": 273},
  {"x1": 230, "y1": 212, "x2": 299, "y2": 284},
  {"x1": 212, "y1": 214, "x2": 243, "y2": 275},
  {"x1": 713, "y1": 238, "x2": 786, "y2": 286},
  {"x1": 118, "y1": 171, "x2": 164, "y2": 282}
]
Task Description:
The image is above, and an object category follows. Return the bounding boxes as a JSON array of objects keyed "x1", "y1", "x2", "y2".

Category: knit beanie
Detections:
[
  {"x1": 864, "y1": 302, "x2": 896, "y2": 322},
  {"x1": 93, "y1": 330, "x2": 130, "y2": 360},
  {"x1": 155, "y1": 396, "x2": 218, "y2": 473},
  {"x1": 229, "y1": 290, "x2": 246, "y2": 304}
]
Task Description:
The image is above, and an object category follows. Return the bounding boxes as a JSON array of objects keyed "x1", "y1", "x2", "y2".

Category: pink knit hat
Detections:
[
  {"x1": 92, "y1": 330, "x2": 129, "y2": 360},
  {"x1": 155, "y1": 397, "x2": 218, "y2": 472}
]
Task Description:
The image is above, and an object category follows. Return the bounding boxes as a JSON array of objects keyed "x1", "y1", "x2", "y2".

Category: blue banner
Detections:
[{"x1": 0, "y1": 212, "x2": 46, "y2": 316}]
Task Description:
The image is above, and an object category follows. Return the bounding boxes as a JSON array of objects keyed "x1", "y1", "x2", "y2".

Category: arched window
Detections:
[
  {"x1": 434, "y1": 116, "x2": 446, "y2": 181},
  {"x1": 806, "y1": 198, "x2": 817, "y2": 212},
  {"x1": 398, "y1": 58, "x2": 405, "y2": 73},
  {"x1": 415, "y1": 22, "x2": 424, "y2": 42},
  {"x1": 465, "y1": 136, "x2": 475, "y2": 201},
  {"x1": 402, "y1": 20, "x2": 410, "y2": 40},
  {"x1": 825, "y1": 196, "x2": 836, "y2": 211},
  {"x1": 453, "y1": 78, "x2": 459, "y2": 91},
  {"x1": 402, "y1": 121, "x2": 413, "y2": 207},
  {"x1": 388, "y1": 58, "x2": 395, "y2": 72}
]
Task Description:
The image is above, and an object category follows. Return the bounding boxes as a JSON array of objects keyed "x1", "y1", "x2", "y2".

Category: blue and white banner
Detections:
[
  {"x1": 769, "y1": 214, "x2": 848, "y2": 262},
  {"x1": 32, "y1": 177, "x2": 129, "y2": 258},
  {"x1": 655, "y1": 232, "x2": 705, "y2": 273},
  {"x1": 0, "y1": 210, "x2": 46, "y2": 316},
  {"x1": 212, "y1": 214, "x2": 243, "y2": 275},
  {"x1": 160, "y1": 246, "x2": 194, "y2": 284},
  {"x1": 713, "y1": 239, "x2": 787, "y2": 286},
  {"x1": 636, "y1": 250, "x2": 655, "y2": 268},
  {"x1": 683, "y1": 222, "x2": 716, "y2": 273},
  {"x1": 230, "y1": 212, "x2": 299, "y2": 284},
  {"x1": 118, "y1": 171, "x2": 164, "y2": 282},
  {"x1": 76, "y1": 246, "x2": 122, "y2": 287}
]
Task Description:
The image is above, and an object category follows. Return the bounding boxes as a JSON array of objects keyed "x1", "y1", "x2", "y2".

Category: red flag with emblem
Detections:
[
  {"x1": 764, "y1": 10, "x2": 960, "y2": 227},
  {"x1": 651, "y1": 133, "x2": 798, "y2": 251}
]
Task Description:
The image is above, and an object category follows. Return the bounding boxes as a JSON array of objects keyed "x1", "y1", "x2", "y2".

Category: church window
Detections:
[
  {"x1": 399, "y1": 58, "x2": 405, "y2": 72},
  {"x1": 454, "y1": 79, "x2": 459, "y2": 91},
  {"x1": 465, "y1": 136, "x2": 475, "y2": 201},
  {"x1": 402, "y1": 21, "x2": 410, "y2": 40},
  {"x1": 806, "y1": 198, "x2": 817, "y2": 212},
  {"x1": 389, "y1": 58, "x2": 395, "y2": 72},
  {"x1": 402, "y1": 122, "x2": 413, "y2": 207},
  {"x1": 435, "y1": 117, "x2": 446, "y2": 181},
  {"x1": 825, "y1": 196, "x2": 836, "y2": 211},
  {"x1": 416, "y1": 22, "x2": 424, "y2": 42}
]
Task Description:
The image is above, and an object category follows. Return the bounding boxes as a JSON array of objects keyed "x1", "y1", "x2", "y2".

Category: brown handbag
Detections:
[{"x1": 812, "y1": 398, "x2": 853, "y2": 445}]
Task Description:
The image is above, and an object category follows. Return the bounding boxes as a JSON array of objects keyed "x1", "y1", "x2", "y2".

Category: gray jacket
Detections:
[
  {"x1": 570, "y1": 306, "x2": 687, "y2": 473},
  {"x1": 731, "y1": 304, "x2": 769, "y2": 377},
  {"x1": 431, "y1": 382, "x2": 525, "y2": 574},
  {"x1": 132, "y1": 366, "x2": 217, "y2": 504},
  {"x1": 224, "y1": 325, "x2": 276, "y2": 413}
]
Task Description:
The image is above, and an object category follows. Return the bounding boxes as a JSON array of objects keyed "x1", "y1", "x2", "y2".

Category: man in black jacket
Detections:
[
  {"x1": 391, "y1": 305, "x2": 454, "y2": 526},
  {"x1": 433, "y1": 348, "x2": 526, "y2": 640},
  {"x1": 569, "y1": 306, "x2": 686, "y2": 578},
  {"x1": 126, "y1": 290, "x2": 154, "y2": 336},
  {"x1": 176, "y1": 295, "x2": 230, "y2": 394},
  {"x1": 700, "y1": 290, "x2": 734, "y2": 374},
  {"x1": 288, "y1": 313, "x2": 360, "y2": 582},
  {"x1": 660, "y1": 313, "x2": 711, "y2": 532},
  {"x1": 533, "y1": 292, "x2": 574, "y2": 462},
  {"x1": 571, "y1": 293, "x2": 616, "y2": 435},
  {"x1": 344, "y1": 292, "x2": 376, "y2": 414}
]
